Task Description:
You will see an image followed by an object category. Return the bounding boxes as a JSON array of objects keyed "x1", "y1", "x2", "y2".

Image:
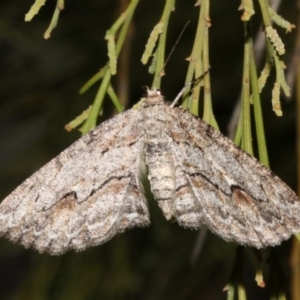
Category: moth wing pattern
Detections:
[
  {"x1": 1, "y1": 88, "x2": 300, "y2": 255},
  {"x1": 167, "y1": 106, "x2": 300, "y2": 248},
  {"x1": 0, "y1": 109, "x2": 150, "y2": 255}
]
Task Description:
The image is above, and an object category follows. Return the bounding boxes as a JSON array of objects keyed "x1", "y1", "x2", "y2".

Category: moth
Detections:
[{"x1": 0, "y1": 88, "x2": 299, "y2": 255}]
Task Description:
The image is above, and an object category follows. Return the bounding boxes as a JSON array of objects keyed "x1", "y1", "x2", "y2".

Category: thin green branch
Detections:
[
  {"x1": 182, "y1": 0, "x2": 207, "y2": 113},
  {"x1": 257, "y1": 1, "x2": 286, "y2": 56},
  {"x1": 224, "y1": 283, "x2": 234, "y2": 300},
  {"x1": 250, "y1": 52, "x2": 269, "y2": 167},
  {"x1": 105, "y1": 11, "x2": 129, "y2": 75},
  {"x1": 115, "y1": 1, "x2": 138, "y2": 55},
  {"x1": 252, "y1": 249, "x2": 265, "y2": 288},
  {"x1": 257, "y1": 0, "x2": 272, "y2": 26},
  {"x1": 80, "y1": 71, "x2": 112, "y2": 133},
  {"x1": 44, "y1": 0, "x2": 64, "y2": 39},
  {"x1": 268, "y1": 7, "x2": 296, "y2": 32},
  {"x1": 233, "y1": 118, "x2": 242, "y2": 146},
  {"x1": 266, "y1": 25, "x2": 285, "y2": 55},
  {"x1": 107, "y1": 85, "x2": 124, "y2": 113},
  {"x1": 274, "y1": 52, "x2": 290, "y2": 96},
  {"x1": 151, "y1": 0, "x2": 175, "y2": 89},
  {"x1": 257, "y1": 52, "x2": 272, "y2": 93},
  {"x1": 141, "y1": 23, "x2": 165, "y2": 65},
  {"x1": 237, "y1": 283, "x2": 247, "y2": 300},
  {"x1": 79, "y1": 67, "x2": 107, "y2": 94},
  {"x1": 65, "y1": 106, "x2": 92, "y2": 132},
  {"x1": 241, "y1": 23, "x2": 253, "y2": 155},
  {"x1": 80, "y1": 0, "x2": 139, "y2": 133},
  {"x1": 202, "y1": 23, "x2": 218, "y2": 128},
  {"x1": 272, "y1": 82, "x2": 283, "y2": 116},
  {"x1": 239, "y1": 0, "x2": 255, "y2": 21},
  {"x1": 25, "y1": 0, "x2": 46, "y2": 21},
  {"x1": 201, "y1": 1, "x2": 217, "y2": 128}
]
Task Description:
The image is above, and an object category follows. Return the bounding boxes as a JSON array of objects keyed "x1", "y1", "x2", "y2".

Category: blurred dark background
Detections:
[{"x1": 0, "y1": 1, "x2": 299, "y2": 299}]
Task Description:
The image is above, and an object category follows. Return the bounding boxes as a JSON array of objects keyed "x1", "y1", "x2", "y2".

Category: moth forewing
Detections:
[{"x1": 0, "y1": 89, "x2": 299, "y2": 254}]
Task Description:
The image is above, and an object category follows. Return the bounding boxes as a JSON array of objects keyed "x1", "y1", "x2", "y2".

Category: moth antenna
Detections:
[
  {"x1": 170, "y1": 68, "x2": 210, "y2": 107},
  {"x1": 153, "y1": 21, "x2": 190, "y2": 88}
]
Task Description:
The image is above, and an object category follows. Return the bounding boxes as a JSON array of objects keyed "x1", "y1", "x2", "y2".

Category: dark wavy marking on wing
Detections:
[{"x1": 0, "y1": 109, "x2": 150, "y2": 255}]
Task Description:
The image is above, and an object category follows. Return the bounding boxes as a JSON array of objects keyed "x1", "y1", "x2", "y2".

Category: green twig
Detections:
[
  {"x1": 272, "y1": 82, "x2": 283, "y2": 116},
  {"x1": 266, "y1": 25, "x2": 285, "y2": 55},
  {"x1": 252, "y1": 249, "x2": 266, "y2": 288},
  {"x1": 107, "y1": 85, "x2": 124, "y2": 112},
  {"x1": 239, "y1": 0, "x2": 255, "y2": 21},
  {"x1": 79, "y1": 67, "x2": 107, "y2": 94},
  {"x1": 151, "y1": 0, "x2": 175, "y2": 89},
  {"x1": 43, "y1": 0, "x2": 64, "y2": 39},
  {"x1": 80, "y1": 0, "x2": 139, "y2": 133},
  {"x1": 250, "y1": 52, "x2": 269, "y2": 167},
  {"x1": 268, "y1": 7, "x2": 296, "y2": 32},
  {"x1": 274, "y1": 52, "x2": 290, "y2": 96},
  {"x1": 241, "y1": 23, "x2": 253, "y2": 155},
  {"x1": 80, "y1": 71, "x2": 112, "y2": 133},
  {"x1": 65, "y1": 106, "x2": 92, "y2": 132},
  {"x1": 201, "y1": 2, "x2": 217, "y2": 128},
  {"x1": 257, "y1": 52, "x2": 272, "y2": 93},
  {"x1": 105, "y1": 12, "x2": 129, "y2": 75},
  {"x1": 141, "y1": 23, "x2": 165, "y2": 65},
  {"x1": 233, "y1": 117, "x2": 243, "y2": 146},
  {"x1": 257, "y1": 0, "x2": 271, "y2": 26},
  {"x1": 182, "y1": 0, "x2": 207, "y2": 114},
  {"x1": 25, "y1": 0, "x2": 46, "y2": 21}
]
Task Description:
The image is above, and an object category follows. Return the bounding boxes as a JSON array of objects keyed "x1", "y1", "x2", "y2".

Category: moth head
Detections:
[{"x1": 142, "y1": 86, "x2": 161, "y2": 97}]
